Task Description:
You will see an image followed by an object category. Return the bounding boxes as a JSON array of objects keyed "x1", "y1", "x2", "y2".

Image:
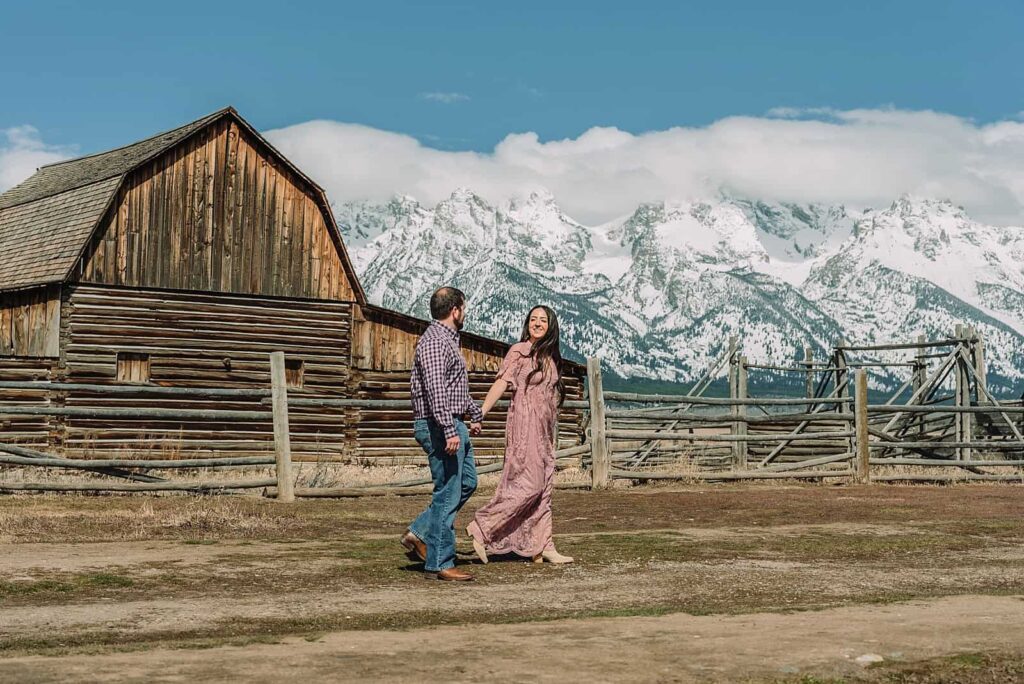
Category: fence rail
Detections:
[
  {"x1": 0, "y1": 351, "x2": 592, "y2": 496},
  {"x1": 585, "y1": 325, "x2": 1024, "y2": 487},
  {"x1": 3, "y1": 325, "x2": 1023, "y2": 495}
]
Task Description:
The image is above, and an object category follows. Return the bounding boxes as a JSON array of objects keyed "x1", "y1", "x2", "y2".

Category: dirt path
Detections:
[
  {"x1": 0, "y1": 540, "x2": 328, "y2": 573},
  {"x1": 3, "y1": 487, "x2": 1023, "y2": 680},
  {"x1": 3, "y1": 531, "x2": 1023, "y2": 645},
  {"x1": 3, "y1": 594, "x2": 1023, "y2": 683},
  {"x1": 1, "y1": 522, "x2": 912, "y2": 572}
]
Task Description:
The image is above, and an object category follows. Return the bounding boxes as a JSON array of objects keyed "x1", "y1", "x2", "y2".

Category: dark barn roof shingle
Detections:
[
  {"x1": 0, "y1": 177, "x2": 122, "y2": 291},
  {"x1": 0, "y1": 110, "x2": 225, "y2": 211}
]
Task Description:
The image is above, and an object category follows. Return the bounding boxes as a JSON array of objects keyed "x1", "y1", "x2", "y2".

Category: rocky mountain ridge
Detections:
[{"x1": 335, "y1": 191, "x2": 1024, "y2": 393}]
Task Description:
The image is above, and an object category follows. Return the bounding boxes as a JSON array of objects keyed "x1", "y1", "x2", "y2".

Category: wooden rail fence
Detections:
[
  {"x1": 0, "y1": 352, "x2": 590, "y2": 498},
  {"x1": 2, "y1": 325, "x2": 1023, "y2": 496},
  {"x1": 584, "y1": 325, "x2": 1024, "y2": 487}
]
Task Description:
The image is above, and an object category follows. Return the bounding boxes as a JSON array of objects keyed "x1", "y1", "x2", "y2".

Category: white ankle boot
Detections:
[
  {"x1": 533, "y1": 545, "x2": 574, "y2": 564},
  {"x1": 466, "y1": 524, "x2": 488, "y2": 564}
]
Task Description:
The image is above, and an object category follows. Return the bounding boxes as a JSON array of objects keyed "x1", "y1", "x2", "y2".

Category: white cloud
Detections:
[
  {"x1": 419, "y1": 91, "x2": 470, "y2": 104},
  {"x1": 266, "y1": 108, "x2": 1024, "y2": 226},
  {"x1": 0, "y1": 126, "x2": 74, "y2": 194}
]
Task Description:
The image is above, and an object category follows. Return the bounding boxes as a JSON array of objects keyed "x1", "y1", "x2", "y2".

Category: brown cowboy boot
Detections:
[
  {"x1": 400, "y1": 530, "x2": 427, "y2": 562},
  {"x1": 428, "y1": 567, "x2": 475, "y2": 581}
]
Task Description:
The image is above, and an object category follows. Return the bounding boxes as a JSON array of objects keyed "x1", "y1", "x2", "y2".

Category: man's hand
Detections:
[
  {"x1": 469, "y1": 422, "x2": 483, "y2": 436},
  {"x1": 445, "y1": 434, "x2": 461, "y2": 455}
]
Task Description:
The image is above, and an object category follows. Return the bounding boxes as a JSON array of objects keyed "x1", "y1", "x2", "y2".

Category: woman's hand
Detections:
[{"x1": 481, "y1": 378, "x2": 509, "y2": 416}]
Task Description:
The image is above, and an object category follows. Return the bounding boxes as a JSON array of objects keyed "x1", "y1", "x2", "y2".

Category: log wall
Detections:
[
  {"x1": 0, "y1": 286, "x2": 587, "y2": 466},
  {"x1": 77, "y1": 118, "x2": 357, "y2": 301},
  {"x1": 56, "y1": 284, "x2": 352, "y2": 461},
  {"x1": 353, "y1": 304, "x2": 506, "y2": 373},
  {"x1": 351, "y1": 304, "x2": 586, "y2": 462},
  {"x1": 0, "y1": 357, "x2": 54, "y2": 449},
  {"x1": 349, "y1": 368, "x2": 585, "y2": 463},
  {"x1": 0, "y1": 286, "x2": 60, "y2": 357}
]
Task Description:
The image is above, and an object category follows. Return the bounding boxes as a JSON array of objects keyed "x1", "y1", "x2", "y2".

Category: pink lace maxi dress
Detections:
[{"x1": 469, "y1": 341, "x2": 559, "y2": 558}]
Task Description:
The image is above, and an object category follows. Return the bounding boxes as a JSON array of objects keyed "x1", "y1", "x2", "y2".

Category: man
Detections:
[{"x1": 401, "y1": 287, "x2": 484, "y2": 581}]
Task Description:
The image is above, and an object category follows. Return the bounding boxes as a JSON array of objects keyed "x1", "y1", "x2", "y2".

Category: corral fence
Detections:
[
  {"x1": 593, "y1": 326, "x2": 1024, "y2": 487},
  {"x1": 2, "y1": 325, "x2": 1022, "y2": 497}
]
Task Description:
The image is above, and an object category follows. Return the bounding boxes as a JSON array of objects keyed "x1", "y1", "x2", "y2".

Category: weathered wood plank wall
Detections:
[
  {"x1": 0, "y1": 286, "x2": 60, "y2": 357},
  {"x1": 56, "y1": 284, "x2": 351, "y2": 461},
  {"x1": 0, "y1": 357, "x2": 54, "y2": 449},
  {"x1": 352, "y1": 304, "x2": 507, "y2": 373},
  {"x1": 349, "y1": 370, "x2": 584, "y2": 463},
  {"x1": 77, "y1": 119, "x2": 357, "y2": 301},
  {"x1": 349, "y1": 303, "x2": 586, "y2": 462}
]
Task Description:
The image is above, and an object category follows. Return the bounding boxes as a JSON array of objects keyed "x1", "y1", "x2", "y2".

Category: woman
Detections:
[{"x1": 466, "y1": 305, "x2": 573, "y2": 564}]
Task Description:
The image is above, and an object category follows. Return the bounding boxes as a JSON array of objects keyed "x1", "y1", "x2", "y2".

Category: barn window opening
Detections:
[
  {"x1": 116, "y1": 352, "x2": 151, "y2": 383},
  {"x1": 285, "y1": 359, "x2": 304, "y2": 388}
]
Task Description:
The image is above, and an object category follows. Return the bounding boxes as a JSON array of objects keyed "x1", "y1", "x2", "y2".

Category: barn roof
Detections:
[
  {"x1": 0, "y1": 111, "x2": 224, "y2": 212},
  {"x1": 0, "y1": 107, "x2": 366, "y2": 303}
]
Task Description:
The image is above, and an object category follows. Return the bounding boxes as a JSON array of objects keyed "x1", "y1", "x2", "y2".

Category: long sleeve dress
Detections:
[{"x1": 469, "y1": 341, "x2": 559, "y2": 558}]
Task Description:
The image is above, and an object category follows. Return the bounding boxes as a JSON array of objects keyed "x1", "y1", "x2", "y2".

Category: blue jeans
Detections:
[{"x1": 408, "y1": 418, "x2": 477, "y2": 572}]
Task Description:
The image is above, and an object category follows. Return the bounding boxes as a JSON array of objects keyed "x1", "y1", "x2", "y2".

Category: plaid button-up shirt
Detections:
[{"x1": 411, "y1": 320, "x2": 484, "y2": 439}]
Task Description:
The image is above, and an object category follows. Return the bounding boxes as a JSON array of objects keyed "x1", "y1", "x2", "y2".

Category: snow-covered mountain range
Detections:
[{"x1": 335, "y1": 190, "x2": 1024, "y2": 393}]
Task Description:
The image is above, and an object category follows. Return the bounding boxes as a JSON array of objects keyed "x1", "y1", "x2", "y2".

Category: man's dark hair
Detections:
[{"x1": 430, "y1": 287, "x2": 466, "y2": 320}]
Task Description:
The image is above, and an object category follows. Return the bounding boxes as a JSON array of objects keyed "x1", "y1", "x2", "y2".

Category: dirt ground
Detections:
[{"x1": 1, "y1": 484, "x2": 1023, "y2": 682}]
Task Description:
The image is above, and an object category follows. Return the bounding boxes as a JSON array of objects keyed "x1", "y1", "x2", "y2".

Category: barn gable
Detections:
[
  {"x1": 76, "y1": 114, "x2": 359, "y2": 301},
  {"x1": 0, "y1": 107, "x2": 365, "y2": 303}
]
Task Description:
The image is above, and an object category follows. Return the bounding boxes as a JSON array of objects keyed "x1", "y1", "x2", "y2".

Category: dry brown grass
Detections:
[
  {"x1": 0, "y1": 443, "x2": 596, "y2": 491},
  {"x1": 0, "y1": 496, "x2": 301, "y2": 544},
  {"x1": 871, "y1": 463, "x2": 1024, "y2": 482}
]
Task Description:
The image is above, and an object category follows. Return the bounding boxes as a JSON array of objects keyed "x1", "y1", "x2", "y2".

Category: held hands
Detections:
[
  {"x1": 446, "y1": 422, "x2": 483, "y2": 453},
  {"x1": 444, "y1": 421, "x2": 479, "y2": 454}
]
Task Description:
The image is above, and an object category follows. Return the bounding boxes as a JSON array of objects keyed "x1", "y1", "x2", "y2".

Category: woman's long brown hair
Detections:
[{"x1": 519, "y1": 305, "x2": 566, "y2": 406}]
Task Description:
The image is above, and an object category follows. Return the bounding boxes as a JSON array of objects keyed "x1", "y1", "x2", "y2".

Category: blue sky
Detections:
[
  {"x1": 4, "y1": 1, "x2": 1024, "y2": 225},
  {"x1": 2, "y1": 0, "x2": 1021, "y2": 154}
]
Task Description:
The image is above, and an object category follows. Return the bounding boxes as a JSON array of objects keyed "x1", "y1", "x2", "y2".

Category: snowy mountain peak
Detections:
[
  {"x1": 504, "y1": 188, "x2": 577, "y2": 230},
  {"x1": 447, "y1": 186, "x2": 482, "y2": 203},
  {"x1": 499, "y1": 191, "x2": 591, "y2": 274},
  {"x1": 336, "y1": 188, "x2": 1024, "y2": 392},
  {"x1": 888, "y1": 195, "x2": 966, "y2": 219},
  {"x1": 612, "y1": 200, "x2": 766, "y2": 269},
  {"x1": 508, "y1": 187, "x2": 558, "y2": 209}
]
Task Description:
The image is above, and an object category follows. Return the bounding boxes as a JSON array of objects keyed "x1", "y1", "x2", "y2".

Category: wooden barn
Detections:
[{"x1": 0, "y1": 107, "x2": 584, "y2": 464}]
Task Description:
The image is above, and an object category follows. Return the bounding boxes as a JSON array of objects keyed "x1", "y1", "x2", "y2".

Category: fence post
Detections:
[
  {"x1": 803, "y1": 347, "x2": 814, "y2": 398},
  {"x1": 853, "y1": 369, "x2": 870, "y2": 484},
  {"x1": 580, "y1": 381, "x2": 591, "y2": 470},
  {"x1": 835, "y1": 338, "x2": 853, "y2": 456},
  {"x1": 970, "y1": 325, "x2": 988, "y2": 405},
  {"x1": 269, "y1": 351, "x2": 294, "y2": 502},
  {"x1": 728, "y1": 336, "x2": 739, "y2": 465},
  {"x1": 914, "y1": 334, "x2": 926, "y2": 438},
  {"x1": 733, "y1": 355, "x2": 748, "y2": 469},
  {"x1": 727, "y1": 336, "x2": 738, "y2": 393},
  {"x1": 587, "y1": 357, "x2": 609, "y2": 490},
  {"x1": 954, "y1": 324, "x2": 972, "y2": 462}
]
